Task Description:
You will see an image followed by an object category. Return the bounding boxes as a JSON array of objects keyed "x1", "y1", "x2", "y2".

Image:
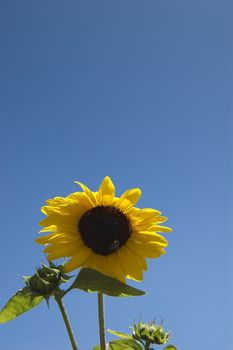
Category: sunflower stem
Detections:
[
  {"x1": 98, "y1": 292, "x2": 106, "y2": 350},
  {"x1": 54, "y1": 294, "x2": 79, "y2": 350}
]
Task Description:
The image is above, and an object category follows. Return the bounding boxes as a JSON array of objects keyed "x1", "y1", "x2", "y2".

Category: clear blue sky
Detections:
[{"x1": 0, "y1": 1, "x2": 231, "y2": 349}]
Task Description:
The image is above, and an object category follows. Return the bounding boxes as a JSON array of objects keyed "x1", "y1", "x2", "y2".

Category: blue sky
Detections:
[{"x1": 0, "y1": 1, "x2": 231, "y2": 349}]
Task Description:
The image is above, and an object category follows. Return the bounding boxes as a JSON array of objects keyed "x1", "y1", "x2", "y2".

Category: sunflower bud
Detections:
[
  {"x1": 23, "y1": 262, "x2": 70, "y2": 297},
  {"x1": 132, "y1": 320, "x2": 170, "y2": 345}
]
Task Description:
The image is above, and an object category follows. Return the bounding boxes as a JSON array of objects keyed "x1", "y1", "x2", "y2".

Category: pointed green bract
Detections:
[
  {"x1": 109, "y1": 339, "x2": 143, "y2": 350},
  {"x1": 68, "y1": 268, "x2": 145, "y2": 297},
  {"x1": 0, "y1": 287, "x2": 43, "y2": 324},
  {"x1": 163, "y1": 345, "x2": 178, "y2": 350},
  {"x1": 107, "y1": 329, "x2": 132, "y2": 339}
]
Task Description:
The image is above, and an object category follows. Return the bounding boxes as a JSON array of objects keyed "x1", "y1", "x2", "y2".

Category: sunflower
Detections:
[{"x1": 36, "y1": 176, "x2": 171, "y2": 283}]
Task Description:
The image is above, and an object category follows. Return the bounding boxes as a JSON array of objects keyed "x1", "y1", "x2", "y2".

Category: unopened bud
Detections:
[
  {"x1": 23, "y1": 262, "x2": 70, "y2": 297},
  {"x1": 132, "y1": 320, "x2": 170, "y2": 345}
]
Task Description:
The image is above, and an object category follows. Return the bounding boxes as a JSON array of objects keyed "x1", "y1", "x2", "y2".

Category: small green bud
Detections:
[
  {"x1": 152, "y1": 324, "x2": 170, "y2": 344},
  {"x1": 132, "y1": 320, "x2": 171, "y2": 345},
  {"x1": 23, "y1": 262, "x2": 70, "y2": 297}
]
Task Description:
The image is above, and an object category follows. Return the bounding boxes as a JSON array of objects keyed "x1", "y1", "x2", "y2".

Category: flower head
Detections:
[
  {"x1": 132, "y1": 320, "x2": 171, "y2": 345},
  {"x1": 23, "y1": 262, "x2": 69, "y2": 297},
  {"x1": 36, "y1": 176, "x2": 171, "y2": 282}
]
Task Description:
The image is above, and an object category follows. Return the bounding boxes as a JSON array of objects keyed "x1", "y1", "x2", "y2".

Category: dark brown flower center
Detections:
[{"x1": 78, "y1": 205, "x2": 132, "y2": 255}]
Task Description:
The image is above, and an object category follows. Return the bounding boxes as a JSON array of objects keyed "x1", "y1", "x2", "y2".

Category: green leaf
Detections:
[
  {"x1": 68, "y1": 268, "x2": 145, "y2": 297},
  {"x1": 92, "y1": 346, "x2": 100, "y2": 350},
  {"x1": 107, "y1": 329, "x2": 132, "y2": 339},
  {"x1": 163, "y1": 345, "x2": 179, "y2": 350},
  {"x1": 0, "y1": 287, "x2": 44, "y2": 324},
  {"x1": 109, "y1": 339, "x2": 143, "y2": 350}
]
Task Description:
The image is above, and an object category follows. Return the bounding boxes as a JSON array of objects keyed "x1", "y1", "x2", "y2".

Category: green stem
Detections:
[
  {"x1": 55, "y1": 295, "x2": 79, "y2": 350},
  {"x1": 98, "y1": 292, "x2": 106, "y2": 350},
  {"x1": 144, "y1": 340, "x2": 151, "y2": 350}
]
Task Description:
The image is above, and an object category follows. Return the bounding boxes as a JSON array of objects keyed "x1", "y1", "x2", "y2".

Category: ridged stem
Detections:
[
  {"x1": 98, "y1": 292, "x2": 106, "y2": 350},
  {"x1": 55, "y1": 295, "x2": 79, "y2": 350},
  {"x1": 144, "y1": 340, "x2": 151, "y2": 350}
]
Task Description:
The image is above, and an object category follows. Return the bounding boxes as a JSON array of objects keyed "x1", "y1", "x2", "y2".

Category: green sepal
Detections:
[
  {"x1": 67, "y1": 268, "x2": 145, "y2": 297},
  {"x1": 0, "y1": 287, "x2": 43, "y2": 324},
  {"x1": 107, "y1": 329, "x2": 132, "y2": 339},
  {"x1": 109, "y1": 339, "x2": 143, "y2": 350},
  {"x1": 163, "y1": 345, "x2": 178, "y2": 350}
]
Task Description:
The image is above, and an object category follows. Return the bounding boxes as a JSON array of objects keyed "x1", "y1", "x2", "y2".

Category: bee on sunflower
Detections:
[{"x1": 36, "y1": 176, "x2": 171, "y2": 283}]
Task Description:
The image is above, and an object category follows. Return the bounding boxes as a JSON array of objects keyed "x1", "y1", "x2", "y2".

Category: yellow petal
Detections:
[
  {"x1": 133, "y1": 208, "x2": 161, "y2": 220},
  {"x1": 85, "y1": 254, "x2": 125, "y2": 282},
  {"x1": 35, "y1": 233, "x2": 69, "y2": 245},
  {"x1": 106, "y1": 253, "x2": 126, "y2": 282},
  {"x1": 133, "y1": 221, "x2": 172, "y2": 232},
  {"x1": 127, "y1": 245, "x2": 148, "y2": 271},
  {"x1": 48, "y1": 234, "x2": 80, "y2": 244},
  {"x1": 117, "y1": 188, "x2": 142, "y2": 211},
  {"x1": 68, "y1": 192, "x2": 93, "y2": 211},
  {"x1": 41, "y1": 206, "x2": 64, "y2": 215},
  {"x1": 98, "y1": 176, "x2": 115, "y2": 204},
  {"x1": 75, "y1": 181, "x2": 98, "y2": 206},
  {"x1": 46, "y1": 197, "x2": 65, "y2": 206},
  {"x1": 35, "y1": 236, "x2": 51, "y2": 245},
  {"x1": 151, "y1": 225, "x2": 172, "y2": 233},
  {"x1": 39, "y1": 225, "x2": 57, "y2": 233},
  {"x1": 83, "y1": 253, "x2": 107, "y2": 274},
  {"x1": 117, "y1": 246, "x2": 143, "y2": 281},
  {"x1": 39, "y1": 214, "x2": 77, "y2": 227},
  {"x1": 127, "y1": 240, "x2": 165, "y2": 259},
  {"x1": 64, "y1": 247, "x2": 92, "y2": 273},
  {"x1": 45, "y1": 243, "x2": 77, "y2": 260},
  {"x1": 132, "y1": 231, "x2": 168, "y2": 247},
  {"x1": 138, "y1": 255, "x2": 148, "y2": 271}
]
